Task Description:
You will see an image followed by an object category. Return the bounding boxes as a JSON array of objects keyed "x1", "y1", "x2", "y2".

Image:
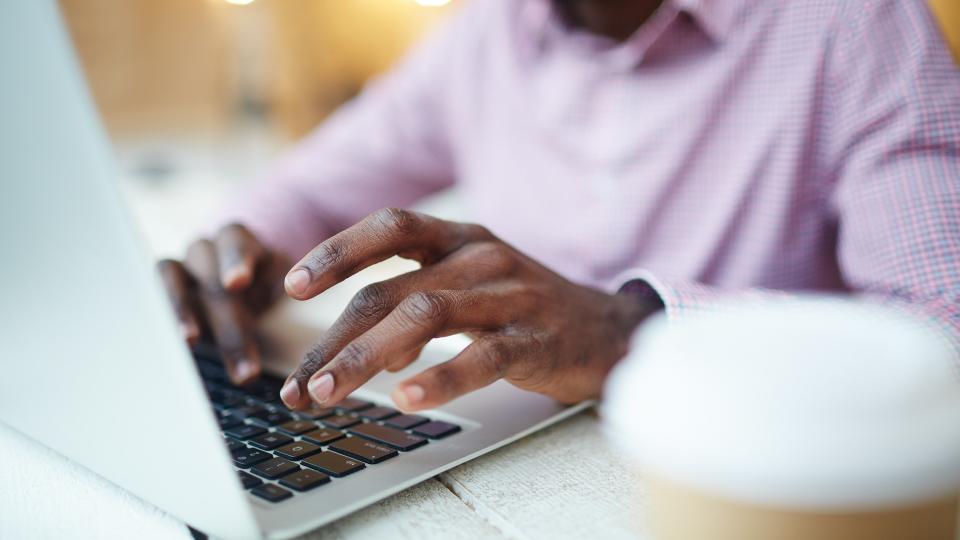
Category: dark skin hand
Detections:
[
  {"x1": 157, "y1": 0, "x2": 666, "y2": 395},
  {"x1": 278, "y1": 209, "x2": 661, "y2": 412},
  {"x1": 158, "y1": 224, "x2": 290, "y2": 385}
]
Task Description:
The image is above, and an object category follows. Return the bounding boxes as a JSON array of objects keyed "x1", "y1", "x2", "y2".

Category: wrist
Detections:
[
  {"x1": 601, "y1": 286, "x2": 659, "y2": 349},
  {"x1": 607, "y1": 281, "x2": 664, "y2": 362},
  {"x1": 616, "y1": 279, "x2": 664, "y2": 327}
]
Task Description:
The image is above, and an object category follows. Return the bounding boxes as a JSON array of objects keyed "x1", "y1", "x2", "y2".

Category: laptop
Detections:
[{"x1": 0, "y1": 2, "x2": 589, "y2": 538}]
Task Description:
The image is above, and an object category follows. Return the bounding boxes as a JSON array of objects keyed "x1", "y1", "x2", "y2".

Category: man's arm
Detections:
[
  {"x1": 215, "y1": 3, "x2": 482, "y2": 262},
  {"x1": 158, "y1": 3, "x2": 486, "y2": 381},
  {"x1": 829, "y1": 0, "x2": 960, "y2": 341},
  {"x1": 615, "y1": 0, "x2": 960, "y2": 347}
]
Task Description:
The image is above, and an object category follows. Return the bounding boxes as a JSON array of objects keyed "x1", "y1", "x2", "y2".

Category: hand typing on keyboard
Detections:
[
  {"x1": 157, "y1": 224, "x2": 291, "y2": 385},
  {"x1": 278, "y1": 208, "x2": 662, "y2": 412}
]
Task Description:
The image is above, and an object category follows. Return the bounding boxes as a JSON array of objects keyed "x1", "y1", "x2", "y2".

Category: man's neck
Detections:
[{"x1": 554, "y1": 0, "x2": 666, "y2": 42}]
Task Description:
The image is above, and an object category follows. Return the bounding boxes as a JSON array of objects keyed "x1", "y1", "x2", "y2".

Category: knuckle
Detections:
[
  {"x1": 217, "y1": 222, "x2": 248, "y2": 238},
  {"x1": 297, "y1": 346, "x2": 327, "y2": 381},
  {"x1": 347, "y1": 283, "x2": 393, "y2": 320},
  {"x1": 185, "y1": 239, "x2": 220, "y2": 282},
  {"x1": 465, "y1": 223, "x2": 494, "y2": 241},
  {"x1": 337, "y1": 340, "x2": 375, "y2": 373},
  {"x1": 189, "y1": 237, "x2": 215, "y2": 254},
  {"x1": 477, "y1": 339, "x2": 512, "y2": 378},
  {"x1": 399, "y1": 291, "x2": 449, "y2": 325},
  {"x1": 307, "y1": 241, "x2": 346, "y2": 270},
  {"x1": 373, "y1": 207, "x2": 419, "y2": 237},
  {"x1": 468, "y1": 241, "x2": 518, "y2": 274},
  {"x1": 430, "y1": 365, "x2": 458, "y2": 393}
]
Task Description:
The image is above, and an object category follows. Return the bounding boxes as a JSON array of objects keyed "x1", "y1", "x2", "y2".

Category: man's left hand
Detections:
[{"x1": 279, "y1": 208, "x2": 659, "y2": 412}]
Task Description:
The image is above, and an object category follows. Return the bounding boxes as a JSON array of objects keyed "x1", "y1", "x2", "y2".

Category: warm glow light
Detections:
[
  {"x1": 224, "y1": 0, "x2": 256, "y2": 5},
  {"x1": 414, "y1": 0, "x2": 451, "y2": 6}
]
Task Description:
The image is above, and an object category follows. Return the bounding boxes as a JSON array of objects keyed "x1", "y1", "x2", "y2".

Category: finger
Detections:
[
  {"x1": 279, "y1": 281, "x2": 407, "y2": 409},
  {"x1": 392, "y1": 336, "x2": 529, "y2": 411},
  {"x1": 157, "y1": 259, "x2": 203, "y2": 345},
  {"x1": 279, "y1": 251, "x2": 516, "y2": 409},
  {"x1": 185, "y1": 240, "x2": 261, "y2": 385},
  {"x1": 385, "y1": 344, "x2": 424, "y2": 372},
  {"x1": 284, "y1": 208, "x2": 492, "y2": 300},
  {"x1": 214, "y1": 224, "x2": 263, "y2": 292},
  {"x1": 307, "y1": 289, "x2": 516, "y2": 406},
  {"x1": 280, "y1": 259, "x2": 470, "y2": 409}
]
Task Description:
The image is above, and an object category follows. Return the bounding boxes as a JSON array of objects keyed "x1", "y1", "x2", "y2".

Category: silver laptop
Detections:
[{"x1": 0, "y1": 2, "x2": 588, "y2": 538}]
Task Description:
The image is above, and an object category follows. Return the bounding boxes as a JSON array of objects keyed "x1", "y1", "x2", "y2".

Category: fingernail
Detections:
[
  {"x1": 285, "y1": 268, "x2": 310, "y2": 296},
  {"x1": 223, "y1": 266, "x2": 250, "y2": 289},
  {"x1": 235, "y1": 360, "x2": 257, "y2": 383},
  {"x1": 308, "y1": 372, "x2": 334, "y2": 403},
  {"x1": 280, "y1": 378, "x2": 300, "y2": 407},
  {"x1": 179, "y1": 322, "x2": 194, "y2": 339},
  {"x1": 399, "y1": 384, "x2": 425, "y2": 409}
]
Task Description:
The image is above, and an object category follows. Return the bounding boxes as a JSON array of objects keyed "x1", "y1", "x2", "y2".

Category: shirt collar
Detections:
[
  {"x1": 671, "y1": 0, "x2": 744, "y2": 42},
  {"x1": 519, "y1": 0, "x2": 744, "y2": 45}
]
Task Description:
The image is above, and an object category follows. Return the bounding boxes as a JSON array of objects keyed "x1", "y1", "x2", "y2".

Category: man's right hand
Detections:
[{"x1": 157, "y1": 224, "x2": 290, "y2": 385}]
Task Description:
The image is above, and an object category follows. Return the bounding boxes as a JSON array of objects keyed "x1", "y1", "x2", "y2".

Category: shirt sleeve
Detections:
[
  {"x1": 212, "y1": 3, "x2": 480, "y2": 262},
  {"x1": 614, "y1": 0, "x2": 960, "y2": 345}
]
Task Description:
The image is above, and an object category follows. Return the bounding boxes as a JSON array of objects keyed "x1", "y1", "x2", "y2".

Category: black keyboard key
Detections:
[
  {"x1": 302, "y1": 452, "x2": 365, "y2": 477},
  {"x1": 348, "y1": 422, "x2": 427, "y2": 451},
  {"x1": 225, "y1": 438, "x2": 245, "y2": 452},
  {"x1": 197, "y1": 360, "x2": 229, "y2": 381},
  {"x1": 218, "y1": 415, "x2": 243, "y2": 430},
  {"x1": 232, "y1": 447, "x2": 272, "y2": 468},
  {"x1": 251, "y1": 483, "x2": 292, "y2": 503},
  {"x1": 246, "y1": 389, "x2": 284, "y2": 405},
  {"x1": 335, "y1": 397, "x2": 374, "y2": 412},
  {"x1": 275, "y1": 441, "x2": 322, "y2": 460},
  {"x1": 225, "y1": 424, "x2": 267, "y2": 440},
  {"x1": 249, "y1": 432, "x2": 294, "y2": 450},
  {"x1": 279, "y1": 469, "x2": 330, "y2": 492},
  {"x1": 238, "y1": 471, "x2": 262, "y2": 489},
  {"x1": 209, "y1": 389, "x2": 244, "y2": 410},
  {"x1": 297, "y1": 406, "x2": 336, "y2": 420},
  {"x1": 329, "y1": 436, "x2": 398, "y2": 464},
  {"x1": 276, "y1": 420, "x2": 316, "y2": 435},
  {"x1": 359, "y1": 406, "x2": 399, "y2": 421},
  {"x1": 413, "y1": 421, "x2": 461, "y2": 439},
  {"x1": 322, "y1": 414, "x2": 361, "y2": 429},
  {"x1": 385, "y1": 414, "x2": 429, "y2": 430},
  {"x1": 212, "y1": 402, "x2": 233, "y2": 413},
  {"x1": 229, "y1": 405, "x2": 268, "y2": 419},
  {"x1": 251, "y1": 457, "x2": 300, "y2": 480},
  {"x1": 301, "y1": 428, "x2": 346, "y2": 446},
  {"x1": 247, "y1": 410, "x2": 293, "y2": 428},
  {"x1": 243, "y1": 376, "x2": 285, "y2": 401}
]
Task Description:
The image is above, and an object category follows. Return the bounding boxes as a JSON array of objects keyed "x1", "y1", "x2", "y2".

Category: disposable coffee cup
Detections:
[{"x1": 604, "y1": 298, "x2": 960, "y2": 540}]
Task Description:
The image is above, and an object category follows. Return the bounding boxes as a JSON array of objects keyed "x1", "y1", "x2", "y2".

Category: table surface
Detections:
[
  {"x1": 1, "y1": 405, "x2": 643, "y2": 540},
  {"x1": 0, "y1": 140, "x2": 646, "y2": 540}
]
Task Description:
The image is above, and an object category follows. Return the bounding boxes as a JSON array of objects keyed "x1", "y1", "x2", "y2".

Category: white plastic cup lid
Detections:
[{"x1": 604, "y1": 297, "x2": 960, "y2": 510}]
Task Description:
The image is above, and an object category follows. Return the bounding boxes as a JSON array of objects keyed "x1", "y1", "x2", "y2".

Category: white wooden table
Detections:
[
  {"x1": 0, "y1": 137, "x2": 646, "y2": 540},
  {"x1": 0, "y1": 405, "x2": 642, "y2": 540}
]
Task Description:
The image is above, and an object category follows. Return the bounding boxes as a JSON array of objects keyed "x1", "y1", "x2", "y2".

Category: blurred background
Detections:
[
  {"x1": 58, "y1": 0, "x2": 463, "y2": 336},
  {"x1": 59, "y1": 0, "x2": 457, "y2": 257}
]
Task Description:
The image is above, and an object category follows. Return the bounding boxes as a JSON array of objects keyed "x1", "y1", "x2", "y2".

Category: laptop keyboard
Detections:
[{"x1": 197, "y1": 357, "x2": 461, "y2": 503}]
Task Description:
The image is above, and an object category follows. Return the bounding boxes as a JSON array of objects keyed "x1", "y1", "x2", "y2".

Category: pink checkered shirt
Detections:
[{"x1": 220, "y1": 0, "x2": 960, "y2": 340}]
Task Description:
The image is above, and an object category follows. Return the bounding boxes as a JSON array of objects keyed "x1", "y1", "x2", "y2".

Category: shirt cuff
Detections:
[{"x1": 610, "y1": 268, "x2": 722, "y2": 321}]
